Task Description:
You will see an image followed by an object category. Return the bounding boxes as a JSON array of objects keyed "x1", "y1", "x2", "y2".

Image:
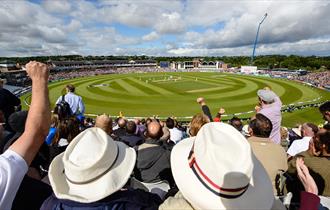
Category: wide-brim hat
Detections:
[
  {"x1": 171, "y1": 122, "x2": 274, "y2": 209},
  {"x1": 48, "y1": 127, "x2": 136, "y2": 203}
]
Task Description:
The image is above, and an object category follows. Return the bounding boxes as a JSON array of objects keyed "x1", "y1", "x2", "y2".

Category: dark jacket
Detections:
[
  {"x1": 0, "y1": 88, "x2": 21, "y2": 128},
  {"x1": 112, "y1": 128, "x2": 127, "y2": 141},
  {"x1": 120, "y1": 134, "x2": 144, "y2": 147},
  {"x1": 41, "y1": 189, "x2": 162, "y2": 210},
  {"x1": 135, "y1": 139, "x2": 173, "y2": 184}
]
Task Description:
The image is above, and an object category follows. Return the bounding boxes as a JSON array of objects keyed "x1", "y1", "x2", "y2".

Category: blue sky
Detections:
[{"x1": 0, "y1": 0, "x2": 330, "y2": 57}]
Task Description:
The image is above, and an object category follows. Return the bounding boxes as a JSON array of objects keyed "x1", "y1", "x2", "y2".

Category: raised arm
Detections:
[
  {"x1": 197, "y1": 97, "x2": 213, "y2": 122},
  {"x1": 9, "y1": 61, "x2": 51, "y2": 165}
]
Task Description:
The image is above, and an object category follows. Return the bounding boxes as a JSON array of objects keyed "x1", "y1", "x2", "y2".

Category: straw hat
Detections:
[
  {"x1": 48, "y1": 127, "x2": 136, "y2": 203},
  {"x1": 171, "y1": 122, "x2": 274, "y2": 209}
]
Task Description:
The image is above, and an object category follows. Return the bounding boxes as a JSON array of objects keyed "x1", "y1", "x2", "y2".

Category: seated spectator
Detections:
[
  {"x1": 159, "y1": 120, "x2": 170, "y2": 141},
  {"x1": 83, "y1": 117, "x2": 94, "y2": 129},
  {"x1": 287, "y1": 129, "x2": 330, "y2": 201},
  {"x1": 160, "y1": 122, "x2": 285, "y2": 209},
  {"x1": 135, "y1": 121, "x2": 172, "y2": 186},
  {"x1": 247, "y1": 113, "x2": 288, "y2": 195},
  {"x1": 0, "y1": 78, "x2": 21, "y2": 132},
  {"x1": 188, "y1": 113, "x2": 210, "y2": 137},
  {"x1": 287, "y1": 123, "x2": 318, "y2": 159},
  {"x1": 120, "y1": 120, "x2": 144, "y2": 147},
  {"x1": 0, "y1": 61, "x2": 51, "y2": 210},
  {"x1": 166, "y1": 117, "x2": 183, "y2": 144},
  {"x1": 49, "y1": 118, "x2": 80, "y2": 162},
  {"x1": 41, "y1": 127, "x2": 161, "y2": 210},
  {"x1": 95, "y1": 114, "x2": 112, "y2": 135},
  {"x1": 319, "y1": 101, "x2": 330, "y2": 126},
  {"x1": 229, "y1": 116, "x2": 243, "y2": 132},
  {"x1": 112, "y1": 117, "x2": 127, "y2": 141},
  {"x1": 45, "y1": 114, "x2": 59, "y2": 146},
  {"x1": 296, "y1": 157, "x2": 320, "y2": 210},
  {"x1": 134, "y1": 118, "x2": 146, "y2": 137},
  {"x1": 1, "y1": 111, "x2": 28, "y2": 153}
]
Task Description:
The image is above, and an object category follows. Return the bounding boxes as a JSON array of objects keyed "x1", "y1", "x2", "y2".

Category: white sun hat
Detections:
[
  {"x1": 48, "y1": 127, "x2": 136, "y2": 203},
  {"x1": 171, "y1": 122, "x2": 274, "y2": 209}
]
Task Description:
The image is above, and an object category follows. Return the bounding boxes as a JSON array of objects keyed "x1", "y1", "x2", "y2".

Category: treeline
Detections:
[
  {"x1": 1, "y1": 55, "x2": 330, "y2": 71},
  {"x1": 156, "y1": 55, "x2": 330, "y2": 71}
]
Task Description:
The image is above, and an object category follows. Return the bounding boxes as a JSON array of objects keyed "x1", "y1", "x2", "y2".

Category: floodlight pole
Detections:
[{"x1": 250, "y1": 13, "x2": 268, "y2": 64}]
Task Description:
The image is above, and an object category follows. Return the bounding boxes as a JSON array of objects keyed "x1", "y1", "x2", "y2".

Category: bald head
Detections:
[
  {"x1": 95, "y1": 114, "x2": 112, "y2": 135},
  {"x1": 117, "y1": 117, "x2": 126, "y2": 128},
  {"x1": 146, "y1": 121, "x2": 162, "y2": 139}
]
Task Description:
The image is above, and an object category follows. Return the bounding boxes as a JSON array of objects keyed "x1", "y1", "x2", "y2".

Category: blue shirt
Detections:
[
  {"x1": 45, "y1": 127, "x2": 57, "y2": 145},
  {"x1": 56, "y1": 92, "x2": 85, "y2": 115}
]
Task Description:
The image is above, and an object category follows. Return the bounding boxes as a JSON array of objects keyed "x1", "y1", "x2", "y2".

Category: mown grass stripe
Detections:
[
  {"x1": 115, "y1": 79, "x2": 149, "y2": 96},
  {"x1": 128, "y1": 77, "x2": 176, "y2": 96}
]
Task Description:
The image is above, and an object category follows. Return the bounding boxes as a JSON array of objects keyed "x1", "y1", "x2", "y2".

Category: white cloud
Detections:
[
  {"x1": 142, "y1": 32, "x2": 160, "y2": 41},
  {"x1": 42, "y1": 0, "x2": 71, "y2": 14},
  {"x1": 0, "y1": 0, "x2": 330, "y2": 56},
  {"x1": 155, "y1": 12, "x2": 186, "y2": 34}
]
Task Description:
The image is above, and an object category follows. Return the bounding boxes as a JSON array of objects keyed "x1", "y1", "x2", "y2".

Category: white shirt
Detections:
[
  {"x1": 56, "y1": 92, "x2": 85, "y2": 114},
  {"x1": 169, "y1": 128, "x2": 183, "y2": 144},
  {"x1": 0, "y1": 150, "x2": 28, "y2": 210},
  {"x1": 287, "y1": 136, "x2": 312, "y2": 157}
]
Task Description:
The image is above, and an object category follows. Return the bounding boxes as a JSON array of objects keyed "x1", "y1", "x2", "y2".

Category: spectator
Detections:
[
  {"x1": 287, "y1": 123, "x2": 318, "y2": 158},
  {"x1": 319, "y1": 101, "x2": 330, "y2": 124},
  {"x1": 120, "y1": 120, "x2": 144, "y2": 147},
  {"x1": 83, "y1": 117, "x2": 94, "y2": 129},
  {"x1": 0, "y1": 79, "x2": 21, "y2": 131},
  {"x1": 0, "y1": 61, "x2": 51, "y2": 210},
  {"x1": 188, "y1": 113, "x2": 210, "y2": 137},
  {"x1": 166, "y1": 117, "x2": 183, "y2": 144},
  {"x1": 287, "y1": 129, "x2": 330, "y2": 199},
  {"x1": 229, "y1": 116, "x2": 243, "y2": 132},
  {"x1": 112, "y1": 117, "x2": 127, "y2": 141},
  {"x1": 247, "y1": 113, "x2": 288, "y2": 195},
  {"x1": 134, "y1": 121, "x2": 172, "y2": 197},
  {"x1": 160, "y1": 122, "x2": 285, "y2": 209},
  {"x1": 2, "y1": 111, "x2": 28, "y2": 153},
  {"x1": 95, "y1": 114, "x2": 112, "y2": 135},
  {"x1": 45, "y1": 114, "x2": 60, "y2": 146},
  {"x1": 296, "y1": 157, "x2": 320, "y2": 210},
  {"x1": 159, "y1": 120, "x2": 170, "y2": 141},
  {"x1": 49, "y1": 118, "x2": 80, "y2": 162},
  {"x1": 41, "y1": 127, "x2": 162, "y2": 209},
  {"x1": 256, "y1": 88, "x2": 282, "y2": 144},
  {"x1": 134, "y1": 118, "x2": 146, "y2": 137},
  {"x1": 55, "y1": 84, "x2": 85, "y2": 116},
  {"x1": 196, "y1": 97, "x2": 225, "y2": 122}
]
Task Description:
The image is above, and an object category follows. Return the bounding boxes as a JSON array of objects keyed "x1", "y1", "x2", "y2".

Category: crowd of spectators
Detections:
[
  {"x1": 292, "y1": 71, "x2": 330, "y2": 88},
  {"x1": 48, "y1": 67, "x2": 179, "y2": 82},
  {"x1": 0, "y1": 62, "x2": 330, "y2": 210}
]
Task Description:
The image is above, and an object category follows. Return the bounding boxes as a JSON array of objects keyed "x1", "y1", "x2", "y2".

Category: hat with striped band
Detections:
[{"x1": 171, "y1": 122, "x2": 274, "y2": 209}]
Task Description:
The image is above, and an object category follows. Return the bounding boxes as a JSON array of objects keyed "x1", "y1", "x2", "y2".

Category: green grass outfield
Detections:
[{"x1": 22, "y1": 72, "x2": 330, "y2": 127}]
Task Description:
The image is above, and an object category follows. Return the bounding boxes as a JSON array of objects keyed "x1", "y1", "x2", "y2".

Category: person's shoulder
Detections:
[{"x1": 160, "y1": 192, "x2": 194, "y2": 210}]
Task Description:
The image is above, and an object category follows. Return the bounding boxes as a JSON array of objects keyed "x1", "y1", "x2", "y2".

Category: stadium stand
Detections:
[{"x1": 0, "y1": 62, "x2": 329, "y2": 210}]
